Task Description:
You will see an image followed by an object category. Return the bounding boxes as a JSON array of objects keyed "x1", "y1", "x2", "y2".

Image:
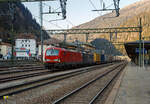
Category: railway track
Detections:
[
  {"x1": 0, "y1": 70, "x2": 51, "y2": 83},
  {"x1": 0, "y1": 62, "x2": 116, "y2": 99},
  {"x1": 53, "y1": 62, "x2": 127, "y2": 104},
  {"x1": 0, "y1": 67, "x2": 45, "y2": 75},
  {"x1": 0, "y1": 65, "x2": 43, "y2": 71},
  {"x1": 0, "y1": 60, "x2": 41, "y2": 68}
]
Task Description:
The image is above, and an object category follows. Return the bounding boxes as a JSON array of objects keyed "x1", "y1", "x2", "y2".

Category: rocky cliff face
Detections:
[{"x1": 51, "y1": 0, "x2": 150, "y2": 55}]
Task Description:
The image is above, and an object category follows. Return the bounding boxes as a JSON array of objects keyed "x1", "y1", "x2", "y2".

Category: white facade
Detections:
[
  {"x1": 16, "y1": 51, "x2": 29, "y2": 58},
  {"x1": 15, "y1": 39, "x2": 36, "y2": 56}
]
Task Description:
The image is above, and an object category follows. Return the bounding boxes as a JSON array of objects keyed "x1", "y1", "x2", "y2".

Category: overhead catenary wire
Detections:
[
  {"x1": 92, "y1": 0, "x2": 120, "y2": 17},
  {"x1": 105, "y1": 3, "x2": 114, "y2": 9},
  {"x1": 32, "y1": 14, "x2": 63, "y2": 29},
  {"x1": 98, "y1": 0, "x2": 114, "y2": 9},
  {"x1": 23, "y1": 2, "x2": 63, "y2": 29},
  {"x1": 43, "y1": 3, "x2": 74, "y2": 27},
  {"x1": 43, "y1": 2, "x2": 61, "y2": 13},
  {"x1": 34, "y1": 3, "x2": 74, "y2": 29},
  {"x1": 89, "y1": 0, "x2": 101, "y2": 15},
  {"x1": 65, "y1": 19, "x2": 75, "y2": 27},
  {"x1": 42, "y1": 2, "x2": 70, "y2": 28}
]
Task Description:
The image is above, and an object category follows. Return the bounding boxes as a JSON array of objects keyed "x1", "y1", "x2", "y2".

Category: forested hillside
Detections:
[{"x1": 0, "y1": 2, "x2": 49, "y2": 43}]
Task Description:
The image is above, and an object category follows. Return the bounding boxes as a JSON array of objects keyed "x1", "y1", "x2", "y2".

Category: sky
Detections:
[{"x1": 23, "y1": 0, "x2": 141, "y2": 30}]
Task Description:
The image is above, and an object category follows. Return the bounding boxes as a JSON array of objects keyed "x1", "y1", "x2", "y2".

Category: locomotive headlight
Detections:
[
  {"x1": 54, "y1": 59, "x2": 60, "y2": 62},
  {"x1": 53, "y1": 59, "x2": 58, "y2": 61},
  {"x1": 54, "y1": 59, "x2": 59, "y2": 61},
  {"x1": 46, "y1": 59, "x2": 50, "y2": 61}
]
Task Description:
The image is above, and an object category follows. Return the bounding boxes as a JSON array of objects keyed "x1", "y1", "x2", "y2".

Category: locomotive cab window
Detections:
[{"x1": 46, "y1": 49, "x2": 59, "y2": 56}]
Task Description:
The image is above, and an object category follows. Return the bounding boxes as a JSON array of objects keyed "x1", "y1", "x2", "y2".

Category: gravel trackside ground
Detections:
[{"x1": 0, "y1": 63, "x2": 122, "y2": 104}]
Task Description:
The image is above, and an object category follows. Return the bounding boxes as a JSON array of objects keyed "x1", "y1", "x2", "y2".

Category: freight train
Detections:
[{"x1": 44, "y1": 47, "x2": 115, "y2": 70}]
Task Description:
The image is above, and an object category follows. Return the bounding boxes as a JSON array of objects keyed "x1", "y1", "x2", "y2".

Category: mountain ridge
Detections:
[{"x1": 51, "y1": 0, "x2": 150, "y2": 55}]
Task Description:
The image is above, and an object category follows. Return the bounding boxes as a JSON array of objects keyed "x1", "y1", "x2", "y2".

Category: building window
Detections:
[
  {"x1": 22, "y1": 44, "x2": 24, "y2": 47},
  {"x1": 25, "y1": 44, "x2": 27, "y2": 47},
  {"x1": 29, "y1": 45, "x2": 30, "y2": 47}
]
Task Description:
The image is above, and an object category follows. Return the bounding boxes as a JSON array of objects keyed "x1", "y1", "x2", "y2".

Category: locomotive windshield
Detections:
[{"x1": 46, "y1": 49, "x2": 59, "y2": 56}]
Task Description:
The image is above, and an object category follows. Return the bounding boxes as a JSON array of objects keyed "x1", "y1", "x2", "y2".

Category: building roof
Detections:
[
  {"x1": 38, "y1": 38, "x2": 62, "y2": 45},
  {"x1": 16, "y1": 33, "x2": 36, "y2": 39},
  {"x1": 125, "y1": 41, "x2": 150, "y2": 45},
  {"x1": 73, "y1": 40, "x2": 96, "y2": 50},
  {"x1": 124, "y1": 40, "x2": 150, "y2": 64},
  {"x1": 59, "y1": 42, "x2": 78, "y2": 49},
  {"x1": 0, "y1": 42, "x2": 11, "y2": 47}
]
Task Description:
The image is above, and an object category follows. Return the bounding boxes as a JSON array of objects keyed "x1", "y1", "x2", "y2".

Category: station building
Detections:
[{"x1": 124, "y1": 41, "x2": 150, "y2": 65}]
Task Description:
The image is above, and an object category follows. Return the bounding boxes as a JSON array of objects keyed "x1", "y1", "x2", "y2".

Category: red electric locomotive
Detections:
[{"x1": 44, "y1": 47, "x2": 82, "y2": 70}]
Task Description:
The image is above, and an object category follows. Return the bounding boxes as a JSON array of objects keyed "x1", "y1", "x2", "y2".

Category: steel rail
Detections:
[
  {"x1": 89, "y1": 62, "x2": 127, "y2": 104},
  {"x1": 0, "y1": 62, "x2": 115, "y2": 99},
  {"x1": 52, "y1": 62, "x2": 125, "y2": 104},
  {"x1": 0, "y1": 71, "x2": 51, "y2": 83},
  {"x1": 0, "y1": 67, "x2": 44, "y2": 74},
  {"x1": 0, "y1": 63, "x2": 41, "y2": 68},
  {"x1": 0, "y1": 66, "x2": 43, "y2": 71}
]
